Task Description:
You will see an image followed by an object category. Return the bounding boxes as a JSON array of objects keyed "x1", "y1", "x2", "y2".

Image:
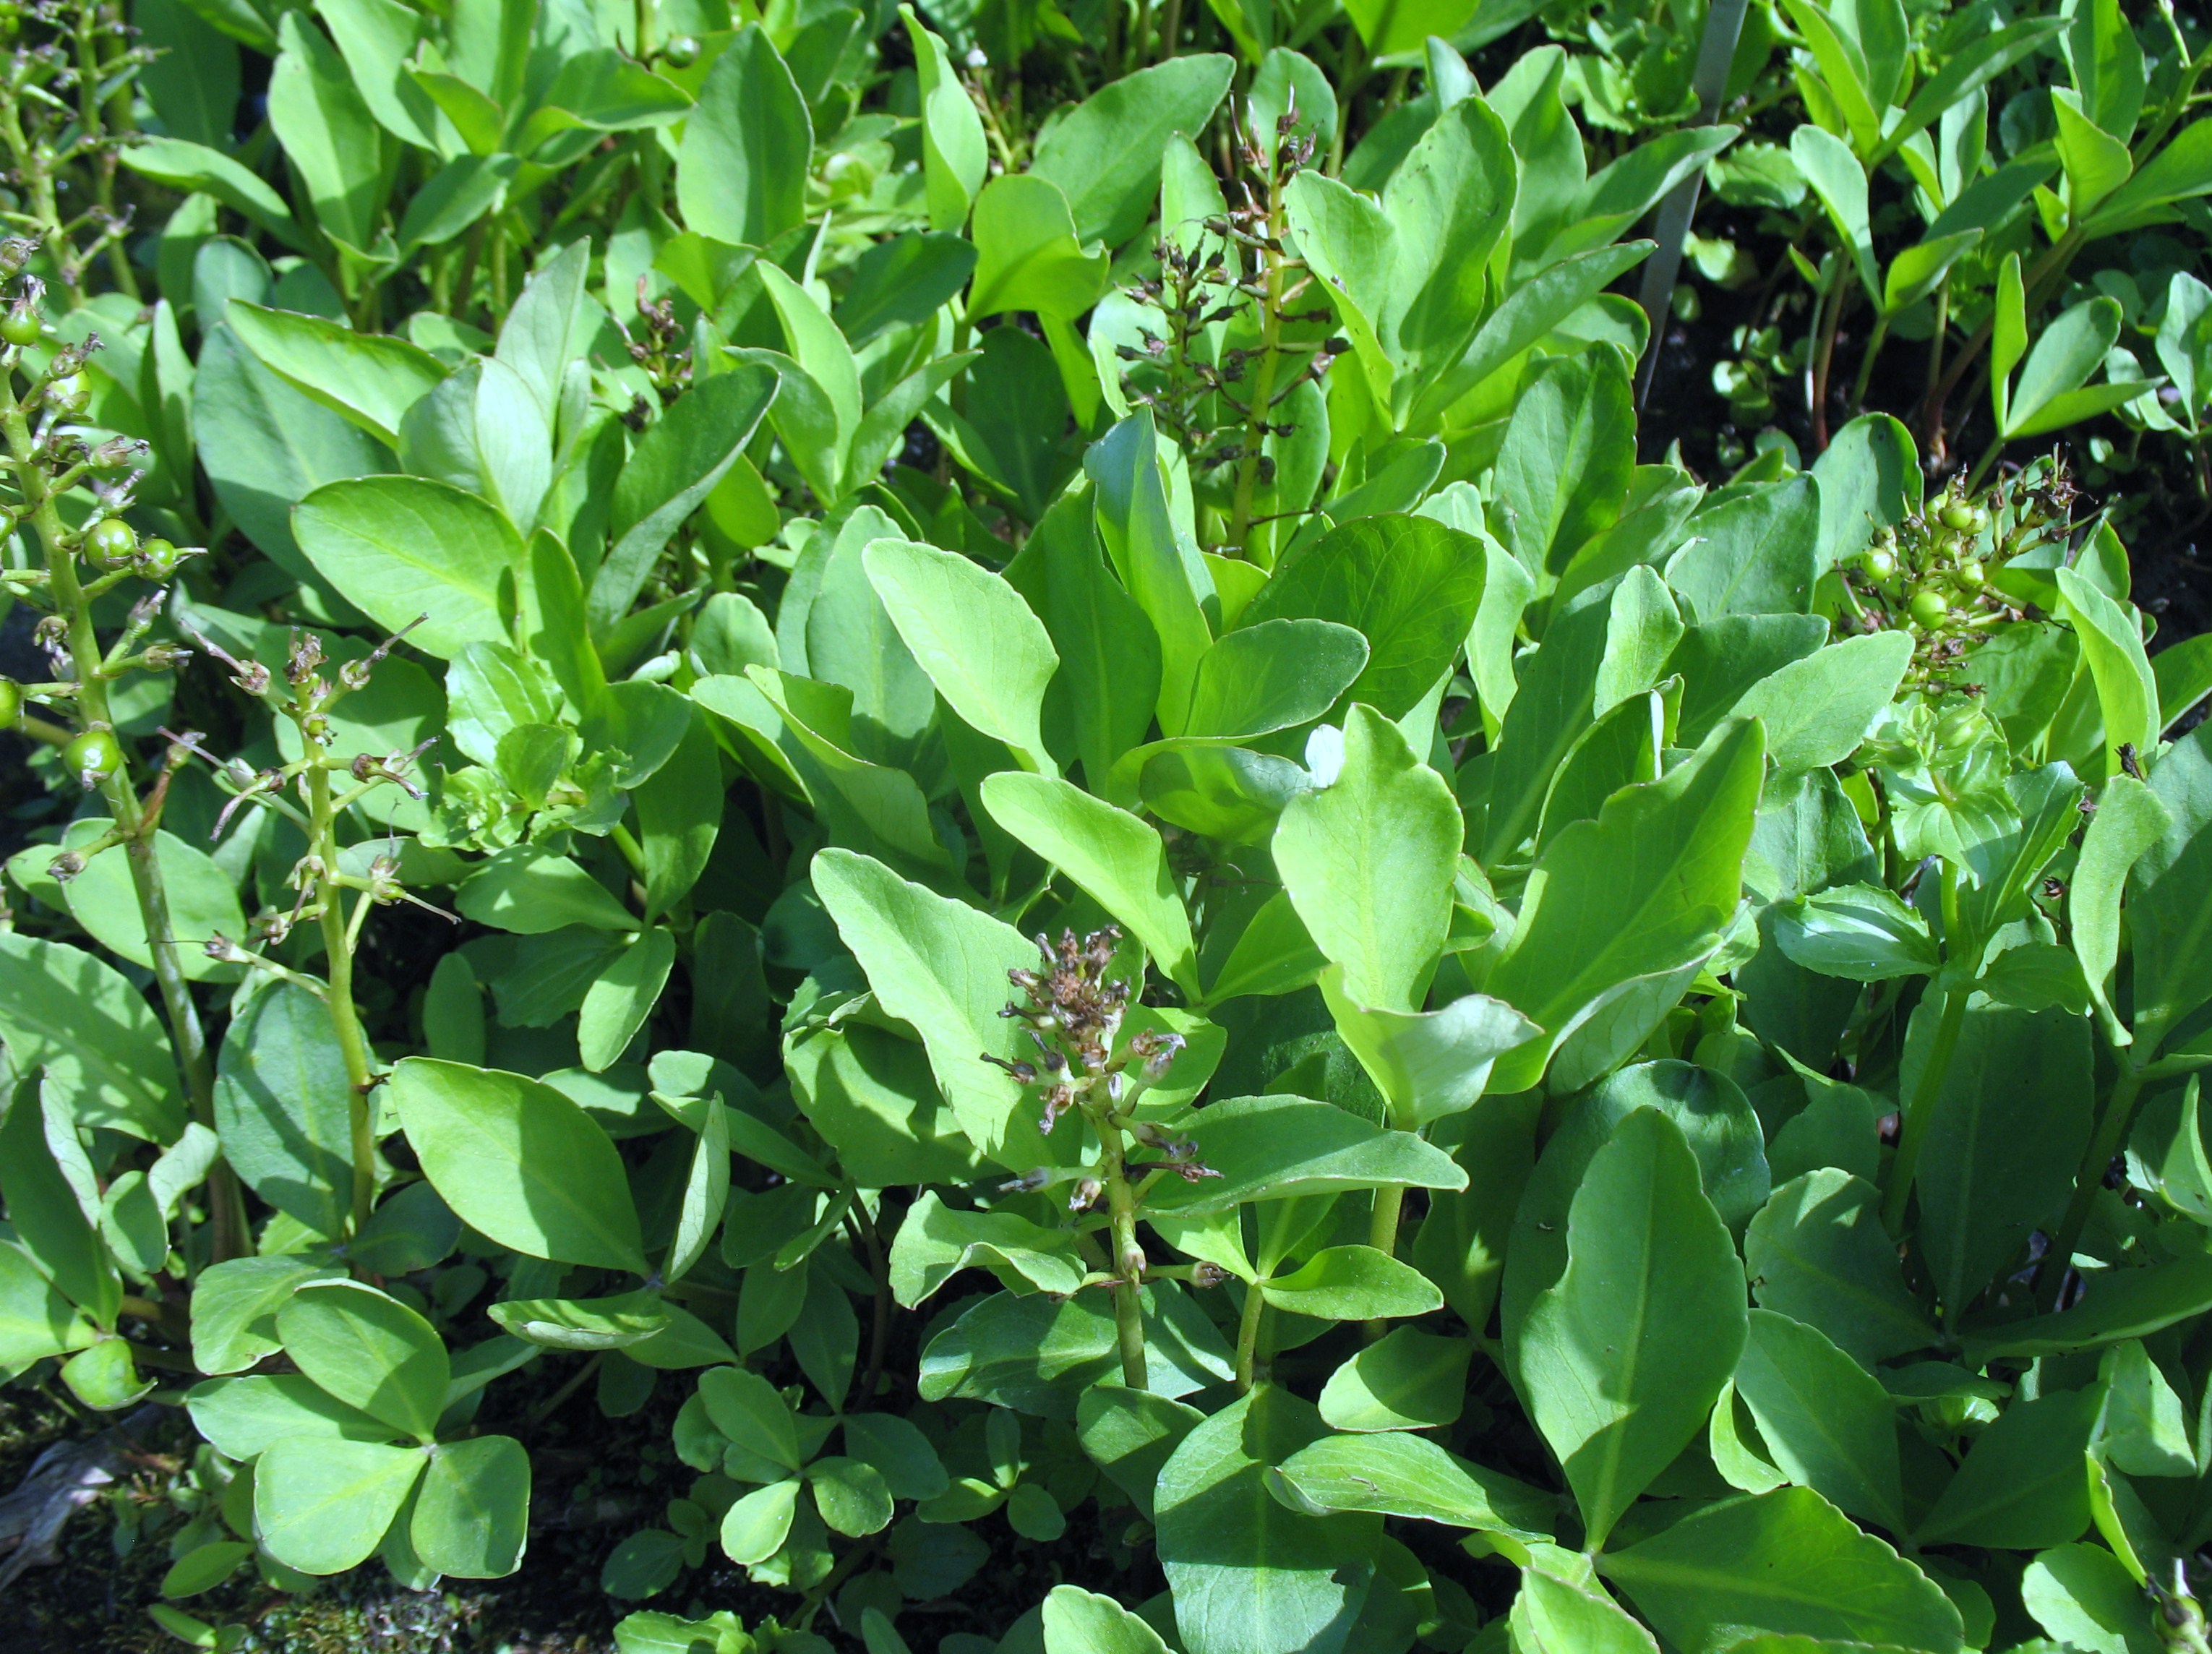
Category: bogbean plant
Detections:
[{"x1": 5, "y1": 0, "x2": 2212, "y2": 1651}]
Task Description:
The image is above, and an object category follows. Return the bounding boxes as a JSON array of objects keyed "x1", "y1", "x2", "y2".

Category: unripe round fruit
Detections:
[
  {"x1": 1909, "y1": 588, "x2": 1950, "y2": 630},
  {"x1": 46, "y1": 372, "x2": 86, "y2": 414},
  {"x1": 64, "y1": 728, "x2": 122, "y2": 786},
  {"x1": 136, "y1": 536, "x2": 179, "y2": 580},
  {"x1": 84, "y1": 517, "x2": 136, "y2": 565},
  {"x1": 1938, "y1": 502, "x2": 1977, "y2": 532},
  {"x1": 0, "y1": 306, "x2": 40, "y2": 346},
  {"x1": 0, "y1": 676, "x2": 19, "y2": 728},
  {"x1": 662, "y1": 32, "x2": 699, "y2": 64},
  {"x1": 1954, "y1": 557, "x2": 1986, "y2": 592},
  {"x1": 1861, "y1": 547, "x2": 1897, "y2": 583}
]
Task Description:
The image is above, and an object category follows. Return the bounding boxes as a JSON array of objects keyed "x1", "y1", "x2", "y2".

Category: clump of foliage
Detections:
[{"x1": 4, "y1": 0, "x2": 2212, "y2": 1651}]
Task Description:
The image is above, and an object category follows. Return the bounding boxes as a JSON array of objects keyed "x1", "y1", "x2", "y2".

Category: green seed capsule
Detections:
[
  {"x1": 661, "y1": 32, "x2": 700, "y2": 64},
  {"x1": 85, "y1": 517, "x2": 137, "y2": 565},
  {"x1": 63, "y1": 728, "x2": 122, "y2": 786},
  {"x1": 1954, "y1": 557, "x2": 1986, "y2": 591},
  {"x1": 1938, "y1": 502, "x2": 1977, "y2": 532},
  {"x1": 0, "y1": 676, "x2": 19, "y2": 728},
  {"x1": 0, "y1": 305, "x2": 40, "y2": 346},
  {"x1": 136, "y1": 536, "x2": 180, "y2": 580},
  {"x1": 1909, "y1": 588, "x2": 1950, "y2": 630},
  {"x1": 1861, "y1": 547, "x2": 1898, "y2": 583},
  {"x1": 46, "y1": 372, "x2": 87, "y2": 414}
]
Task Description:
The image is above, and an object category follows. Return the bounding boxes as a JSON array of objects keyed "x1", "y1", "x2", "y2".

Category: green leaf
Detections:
[
  {"x1": 1771, "y1": 882, "x2": 1941, "y2": 981},
  {"x1": 189, "y1": 1255, "x2": 345, "y2": 1375},
  {"x1": 1667, "y1": 476, "x2": 1822, "y2": 619},
  {"x1": 1735, "y1": 632, "x2": 1914, "y2": 774},
  {"x1": 1154, "y1": 1386, "x2": 1378, "y2": 1654},
  {"x1": 1746, "y1": 1170, "x2": 1932, "y2": 1365},
  {"x1": 2004, "y1": 298, "x2": 2126, "y2": 440},
  {"x1": 122, "y1": 135, "x2": 308, "y2": 248},
  {"x1": 979, "y1": 774, "x2": 1197, "y2": 997},
  {"x1": 293, "y1": 475, "x2": 522, "y2": 659},
  {"x1": 1916, "y1": 1388, "x2": 2099, "y2": 1549},
  {"x1": 888, "y1": 1190, "x2": 1087, "y2": 1306},
  {"x1": 1028, "y1": 56, "x2": 1235, "y2": 248},
  {"x1": 1911, "y1": 1002, "x2": 2093, "y2": 1324},
  {"x1": 276, "y1": 1280, "x2": 448, "y2": 1442},
  {"x1": 2022, "y1": 1542, "x2": 2163, "y2": 1653},
  {"x1": 254, "y1": 1436, "x2": 424, "y2": 1574},
  {"x1": 389, "y1": 1058, "x2": 647, "y2": 1273},
  {"x1": 1186, "y1": 620, "x2": 1369, "y2": 740},
  {"x1": 159, "y1": 1539, "x2": 254, "y2": 1600},
  {"x1": 1517, "y1": 1107, "x2": 1748, "y2": 1548},
  {"x1": 1274, "y1": 705, "x2": 1461, "y2": 1013},
  {"x1": 719, "y1": 1478, "x2": 800, "y2": 1565},
  {"x1": 1076, "y1": 1385, "x2": 1204, "y2": 1521},
  {"x1": 1600, "y1": 1488, "x2": 1963, "y2": 1650},
  {"x1": 1792, "y1": 126, "x2": 1877, "y2": 298},
  {"x1": 807, "y1": 1457, "x2": 893, "y2": 1536},
  {"x1": 1085, "y1": 412, "x2": 1214, "y2": 740},
  {"x1": 1260, "y1": 1244, "x2": 1441, "y2": 1320},
  {"x1": 0, "y1": 1241, "x2": 82, "y2": 1368},
  {"x1": 841, "y1": 1413, "x2": 948, "y2": 1501},
  {"x1": 863, "y1": 536, "x2": 1059, "y2": 768},
  {"x1": 1961, "y1": 1256, "x2": 2212, "y2": 1362},
  {"x1": 486, "y1": 1289, "x2": 670, "y2": 1351},
  {"x1": 1734, "y1": 1309, "x2": 1906, "y2": 1533},
  {"x1": 2083, "y1": 111, "x2": 2212, "y2": 235},
  {"x1": 458, "y1": 847, "x2": 635, "y2": 933},
  {"x1": 578, "y1": 927, "x2": 678, "y2": 1073},
  {"x1": 269, "y1": 11, "x2": 385, "y2": 249},
  {"x1": 674, "y1": 27, "x2": 811, "y2": 249},
  {"x1": 1318, "y1": 968, "x2": 1539, "y2": 1129},
  {"x1": 636, "y1": 710, "x2": 724, "y2": 923},
  {"x1": 1492, "y1": 351, "x2": 1636, "y2": 575},
  {"x1": 411, "y1": 1434, "x2": 530, "y2": 1578},
  {"x1": 699, "y1": 1365, "x2": 802, "y2": 1480},
  {"x1": 1317, "y1": 1327, "x2": 1470, "y2": 1432},
  {"x1": 1238, "y1": 515, "x2": 1488, "y2": 719},
  {"x1": 1273, "y1": 1429, "x2": 1556, "y2": 1538},
  {"x1": 811, "y1": 848, "x2": 1042, "y2": 1167},
  {"x1": 969, "y1": 175, "x2": 1110, "y2": 321},
  {"x1": 1508, "y1": 1570, "x2": 1658, "y2": 1654},
  {"x1": 1146, "y1": 1094, "x2": 1465, "y2": 1218},
  {"x1": 1487, "y1": 719, "x2": 1766, "y2": 1094},
  {"x1": 0, "y1": 933, "x2": 183, "y2": 1141},
  {"x1": 2057, "y1": 567, "x2": 2159, "y2": 779},
  {"x1": 2052, "y1": 88, "x2": 2133, "y2": 219},
  {"x1": 901, "y1": 8, "x2": 985, "y2": 231},
  {"x1": 2097, "y1": 1339, "x2": 2195, "y2": 1478},
  {"x1": 213, "y1": 983, "x2": 353, "y2": 1238},
  {"x1": 1043, "y1": 1585, "x2": 1170, "y2": 1654},
  {"x1": 186, "y1": 1372, "x2": 393, "y2": 1458},
  {"x1": 226, "y1": 301, "x2": 444, "y2": 445},
  {"x1": 595, "y1": 365, "x2": 779, "y2": 626},
  {"x1": 663, "y1": 1100, "x2": 729, "y2": 1287},
  {"x1": 1812, "y1": 415, "x2": 1923, "y2": 570}
]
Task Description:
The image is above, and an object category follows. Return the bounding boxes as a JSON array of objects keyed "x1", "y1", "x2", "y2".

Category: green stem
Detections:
[
  {"x1": 2, "y1": 373, "x2": 245, "y2": 1259},
  {"x1": 1963, "y1": 434, "x2": 2005, "y2": 494},
  {"x1": 1098, "y1": 1118, "x2": 1149, "y2": 1387},
  {"x1": 1224, "y1": 163, "x2": 1287, "y2": 559},
  {"x1": 2035, "y1": 1063, "x2": 2146, "y2": 1313},
  {"x1": 1363, "y1": 1184, "x2": 1405, "y2": 1342},
  {"x1": 1850, "y1": 313, "x2": 1891, "y2": 414},
  {"x1": 308, "y1": 764, "x2": 379, "y2": 1239},
  {"x1": 1233, "y1": 1277, "x2": 1268, "y2": 1390},
  {"x1": 1880, "y1": 982, "x2": 1968, "y2": 1235}
]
